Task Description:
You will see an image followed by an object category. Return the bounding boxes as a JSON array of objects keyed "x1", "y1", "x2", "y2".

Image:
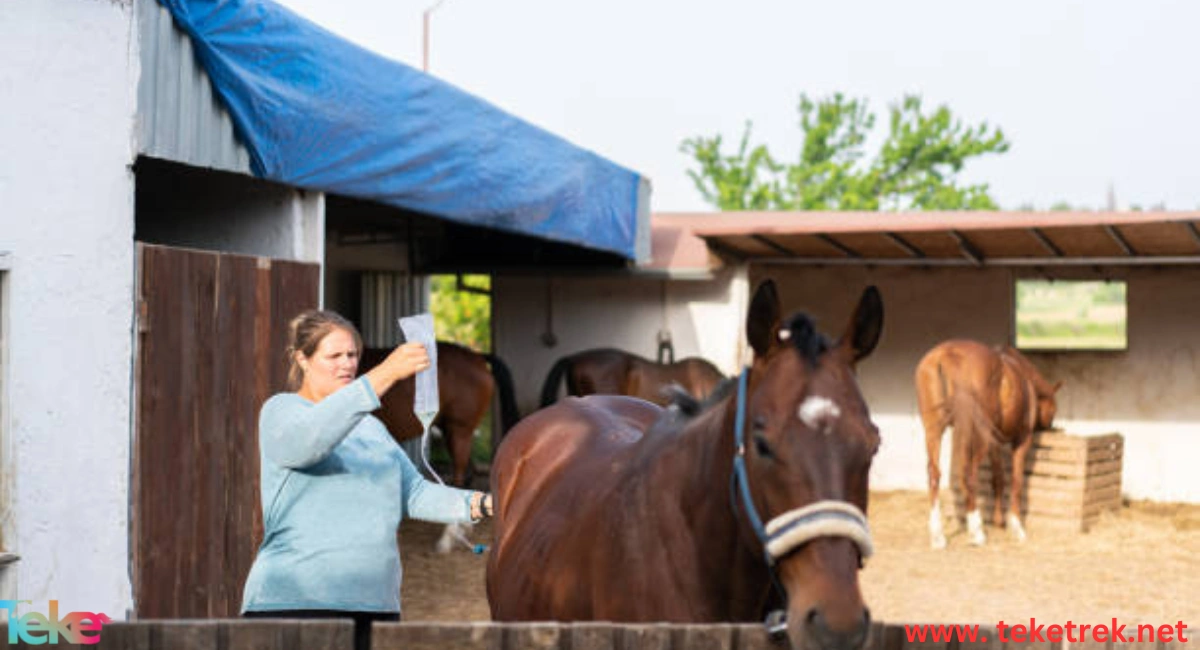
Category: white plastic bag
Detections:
[{"x1": 398, "y1": 313, "x2": 441, "y2": 483}]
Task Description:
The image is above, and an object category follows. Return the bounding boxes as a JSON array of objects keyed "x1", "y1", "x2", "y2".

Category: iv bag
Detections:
[{"x1": 398, "y1": 313, "x2": 439, "y2": 425}]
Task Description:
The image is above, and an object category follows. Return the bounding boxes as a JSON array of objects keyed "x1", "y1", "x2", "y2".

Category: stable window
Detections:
[{"x1": 1014, "y1": 279, "x2": 1127, "y2": 351}]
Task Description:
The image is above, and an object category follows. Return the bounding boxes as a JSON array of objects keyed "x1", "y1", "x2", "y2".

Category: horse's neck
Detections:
[{"x1": 660, "y1": 395, "x2": 773, "y2": 616}]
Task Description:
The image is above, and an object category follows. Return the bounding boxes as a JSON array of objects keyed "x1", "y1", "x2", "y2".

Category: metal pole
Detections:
[{"x1": 422, "y1": 0, "x2": 449, "y2": 72}]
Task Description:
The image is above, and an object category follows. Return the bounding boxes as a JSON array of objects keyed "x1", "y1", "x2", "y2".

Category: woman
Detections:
[{"x1": 241, "y1": 309, "x2": 492, "y2": 650}]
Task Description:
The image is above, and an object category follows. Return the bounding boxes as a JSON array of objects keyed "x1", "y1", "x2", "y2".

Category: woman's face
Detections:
[{"x1": 299, "y1": 327, "x2": 360, "y2": 402}]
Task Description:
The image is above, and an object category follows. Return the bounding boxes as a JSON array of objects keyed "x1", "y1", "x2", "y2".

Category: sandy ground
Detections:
[{"x1": 398, "y1": 486, "x2": 1200, "y2": 631}]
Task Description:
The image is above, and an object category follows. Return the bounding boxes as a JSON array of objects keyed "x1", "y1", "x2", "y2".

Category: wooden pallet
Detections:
[{"x1": 940, "y1": 430, "x2": 1123, "y2": 533}]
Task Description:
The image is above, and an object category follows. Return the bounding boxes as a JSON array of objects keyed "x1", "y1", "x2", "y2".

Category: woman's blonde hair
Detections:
[{"x1": 285, "y1": 309, "x2": 363, "y2": 390}]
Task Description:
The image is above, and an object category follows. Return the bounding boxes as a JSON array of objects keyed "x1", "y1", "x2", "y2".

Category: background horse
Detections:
[
  {"x1": 360, "y1": 341, "x2": 519, "y2": 488},
  {"x1": 538, "y1": 347, "x2": 725, "y2": 408},
  {"x1": 488, "y1": 280, "x2": 884, "y2": 650},
  {"x1": 915, "y1": 339, "x2": 1062, "y2": 549}
]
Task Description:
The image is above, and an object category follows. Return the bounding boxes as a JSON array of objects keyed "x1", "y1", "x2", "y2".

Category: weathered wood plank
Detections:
[
  {"x1": 672, "y1": 624, "x2": 735, "y2": 650},
  {"x1": 618, "y1": 624, "x2": 673, "y2": 650},
  {"x1": 371, "y1": 623, "x2": 501, "y2": 650}
]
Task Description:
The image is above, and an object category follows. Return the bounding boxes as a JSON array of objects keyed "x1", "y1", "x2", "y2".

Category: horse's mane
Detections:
[
  {"x1": 783, "y1": 312, "x2": 831, "y2": 367},
  {"x1": 660, "y1": 375, "x2": 738, "y2": 418}
]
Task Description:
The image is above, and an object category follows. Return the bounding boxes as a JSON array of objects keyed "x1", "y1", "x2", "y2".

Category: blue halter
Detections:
[{"x1": 731, "y1": 366, "x2": 771, "y2": 556}]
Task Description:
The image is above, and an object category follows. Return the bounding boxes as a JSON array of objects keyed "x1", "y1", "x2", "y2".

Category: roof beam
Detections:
[
  {"x1": 1103, "y1": 225, "x2": 1136, "y2": 256},
  {"x1": 949, "y1": 230, "x2": 985, "y2": 266},
  {"x1": 751, "y1": 235, "x2": 797, "y2": 257},
  {"x1": 1186, "y1": 222, "x2": 1200, "y2": 250},
  {"x1": 705, "y1": 238, "x2": 750, "y2": 263},
  {"x1": 1029, "y1": 228, "x2": 1064, "y2": 257},
  {"x1": 883, "y1": 232, "x2": 925, "y2": 258},
  {"x1": 815, "y1": 234, "x2": 861, "y2": 258},
  {"x1": 754, "y1": 255, "x2": 1200, "y2": 267}
]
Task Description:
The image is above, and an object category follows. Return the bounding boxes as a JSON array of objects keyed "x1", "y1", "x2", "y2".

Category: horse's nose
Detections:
[{"x1": 804, "y1": 606, "x2": 871, "y2": 650}]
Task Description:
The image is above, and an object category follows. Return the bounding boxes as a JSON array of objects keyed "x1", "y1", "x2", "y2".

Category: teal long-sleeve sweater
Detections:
[{"x1": 241, "y1": 375, "x2": 476, "y2": 615}]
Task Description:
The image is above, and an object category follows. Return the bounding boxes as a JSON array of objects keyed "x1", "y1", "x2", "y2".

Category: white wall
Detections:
[
  {"x1": 492, "y1": 267, "x2": 748, "y2": 416},
  {"x1": 0, "y1": 0, "x2": 139, "y2": 618},
  {"x1": 750, "y1": 263, "x2": 1200, "y2": 504}
]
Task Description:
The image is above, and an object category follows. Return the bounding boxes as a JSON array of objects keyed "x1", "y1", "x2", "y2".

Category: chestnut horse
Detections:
[
  {"x1": 538, "y1": 347, "x2": 726, "y2": 408},
  {"x1": 916, "y1": 339, "x2": 1062, "y2": 549},
  {"x1": 360, "y1": 341, "x2": 519, "y2": 488},
  {"x1": 488, "y1": 281, "x2": 884, "y2": 650}
]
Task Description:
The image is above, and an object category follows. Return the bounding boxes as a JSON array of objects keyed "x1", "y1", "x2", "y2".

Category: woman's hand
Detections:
[
  {"x1": 365, "y1": 341, "x2": 430, "y2": 397},
  {"x1": 470, "y1": 492, "x2": 494, "y2": 520}
]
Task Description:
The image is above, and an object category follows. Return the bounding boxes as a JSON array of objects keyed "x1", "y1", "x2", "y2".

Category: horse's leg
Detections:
[
  {"x1": 916, "y1": 366, "x2": 948, "y2": 549},
  {"x1": 923, "y1": 420, "x2": 947, "y2": 549},
  {"x1": 1008, "y1": 434, "x2": 1032, "y2": 543},
  {"x1": 989, "y1": 444, "x2": 1007, "y2": 528},
  {"x1": 960, "y1": 435, "x2": 988, "y2": 546}
]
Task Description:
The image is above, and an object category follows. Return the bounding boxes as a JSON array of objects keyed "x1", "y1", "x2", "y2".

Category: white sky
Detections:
[{"x1": 273, "y1": 0, "x2": 1200, "y2": 213}]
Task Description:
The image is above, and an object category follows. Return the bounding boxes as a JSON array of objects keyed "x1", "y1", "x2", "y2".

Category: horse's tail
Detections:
[
  {"x1": 482, "y1": 353, "x2": 521, "y2": 438},
  {"x1": 946, "y1": 371, "x2": 1001, "y2": 487},
  {"x1": 539, "y1": 355, "x2": 573, "y2": 408}
]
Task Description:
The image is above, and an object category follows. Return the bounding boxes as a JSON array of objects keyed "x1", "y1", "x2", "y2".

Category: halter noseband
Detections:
[{"x1": 730, "y1": 367, "x2": 875, "y2": 566}]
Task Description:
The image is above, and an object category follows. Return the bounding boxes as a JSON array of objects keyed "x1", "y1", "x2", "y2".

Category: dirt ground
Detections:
[{"x1": 398, "y1": 486, "x2": 1200, "y2": 630}]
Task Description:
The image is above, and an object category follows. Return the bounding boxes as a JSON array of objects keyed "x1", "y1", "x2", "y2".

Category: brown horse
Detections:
[
  {"x1": 360, "y1": 341, "x2": 519, "y2": 488},
  {"x1": 915, "y1": 339, "x2": 1062, "y2": 549},
  {"x1": 539, "y1": 347, "x2": 726, "y2": 408},
  {"x1": 488, "y1": 280, "x2": 884, "y2": 650}
]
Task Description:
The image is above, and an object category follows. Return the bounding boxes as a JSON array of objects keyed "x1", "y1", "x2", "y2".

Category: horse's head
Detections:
[
  {"x1": 1001, "y1": 346, "x2": 1063, "y2": 431},
  {"x1": 739, "y1": 279, "x2": 883, "y2": 650},
  {"x1": 1035, "y1": 381, "x2": 1062, "y2": 430}
]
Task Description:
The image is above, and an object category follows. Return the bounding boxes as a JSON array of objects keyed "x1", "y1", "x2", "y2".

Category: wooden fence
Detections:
[{"x1": 0, "y1": 620, "x2": 1187, "y2": 650}]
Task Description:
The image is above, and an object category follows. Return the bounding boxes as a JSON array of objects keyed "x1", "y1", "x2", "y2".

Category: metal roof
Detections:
[
  {"x1": 136, "y1": 0, "x2": 267, "y2": 175},
  {"x1": 651, "y1": 211, "x2": 1200, "y2": 268}
]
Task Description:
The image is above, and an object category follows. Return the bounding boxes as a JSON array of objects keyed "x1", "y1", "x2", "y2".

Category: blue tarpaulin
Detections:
[{"x1": 155, "y1": 0, "x2": 649, "y2": 262}]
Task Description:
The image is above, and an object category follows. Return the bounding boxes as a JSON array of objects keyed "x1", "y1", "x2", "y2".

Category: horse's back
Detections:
[
  {"x1": 492, "y1": 395, "x2": 660, "y2": 520},
  {"x1": 363, "y1": 341, "x2": 495, "y2": 443},
  {"x1": 488, "y1": 395, "x2": 662, "y2": 616}
]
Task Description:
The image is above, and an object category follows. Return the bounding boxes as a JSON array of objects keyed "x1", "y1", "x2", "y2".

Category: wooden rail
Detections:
[{"x1": 0, "y1": 619, "x2": 1188, "y2": 650}]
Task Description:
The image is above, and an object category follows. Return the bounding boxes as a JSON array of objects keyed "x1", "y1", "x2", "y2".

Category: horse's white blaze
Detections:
[{"x1": 798, "y1": 396, "x2": 841, "y2": 433}]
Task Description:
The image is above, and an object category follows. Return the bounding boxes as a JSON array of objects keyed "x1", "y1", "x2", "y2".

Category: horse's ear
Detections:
[
  {"x1": 838, "y1": 285, "x2": 884, "y2": 364},
  {"x1": 746, "y1": 279, "x2": 782, "y2": 358},
  {"x1": 1053, "y1": 380, "x2": 1063, "y2": 394}
]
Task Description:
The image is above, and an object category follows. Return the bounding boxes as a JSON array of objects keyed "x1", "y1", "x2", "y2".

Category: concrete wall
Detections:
[
  {"x1": 135, "y1": 162, "x2": 324, "y2": 265},
  {"x1": 492, "y1": 267, "x2": 748, "y2": 416},
  {"x1": 750, "y1": 263, "x2": 1200, "y2": 504},
  {"x1": 0, "y1": 0, "x2": 139, "y2": 617}
]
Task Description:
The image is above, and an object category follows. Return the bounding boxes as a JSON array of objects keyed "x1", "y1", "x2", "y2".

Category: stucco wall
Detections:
[
  {"x1": 0, "y1": 0, "x2": 139, "y2": 617},
  {"x1": 751, "y1": 263, "x2": 1200, "y2": 504},
  {"x1": 492, "y1": 267, "x2": 748, "y2": 416}
]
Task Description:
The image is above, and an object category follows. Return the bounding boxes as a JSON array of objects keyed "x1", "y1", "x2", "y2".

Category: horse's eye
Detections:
[{"x1": 753, "y1": 433, "x2": 774, "y2": 458}]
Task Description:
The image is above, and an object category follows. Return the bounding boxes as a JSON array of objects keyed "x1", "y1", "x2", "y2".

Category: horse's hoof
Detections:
[
  {"x1": 1008, "y1": 515, "x2": 1027, "y2": 543},
  {"x1": 966, "y1": 510, "x2": 986, "y2": 546},
  {"x1": 930, "y1": 534, "x2": 947, "y2": 550}
]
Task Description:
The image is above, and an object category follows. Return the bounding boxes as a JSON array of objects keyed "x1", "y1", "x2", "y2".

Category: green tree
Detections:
[
  {"x1": 681, "y1": 93, "x2": 1010, "y2": 211},
  {"x1": 430, "y1": 274, "x2": 491, "y2": 352}
]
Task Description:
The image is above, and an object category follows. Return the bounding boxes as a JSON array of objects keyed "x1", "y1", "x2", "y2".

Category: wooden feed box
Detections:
[{"x1": 942, "y1": 429, "x2": 1124, "y2": 533}]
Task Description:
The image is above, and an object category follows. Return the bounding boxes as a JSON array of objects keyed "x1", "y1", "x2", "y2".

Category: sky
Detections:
[{"x1": 272, "y1": 0, "x2": 1200, "y2": 214}]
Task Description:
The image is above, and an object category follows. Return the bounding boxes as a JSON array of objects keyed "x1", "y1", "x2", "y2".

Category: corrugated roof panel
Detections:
[{"x1": 136, "y1": 0, "x2": 251, "y2": 174}]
